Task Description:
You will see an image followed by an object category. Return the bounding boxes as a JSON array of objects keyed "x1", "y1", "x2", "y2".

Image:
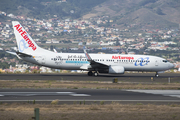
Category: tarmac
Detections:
[
  {"x1": 0, "y1": 89, "x2": 180, "y2": 104},
  {"x1": 1, "y1": 73, "x2": 180, "y2": 104},
  {"x1": 0, "y1": 73, "x2": 180, "y2": 83}
]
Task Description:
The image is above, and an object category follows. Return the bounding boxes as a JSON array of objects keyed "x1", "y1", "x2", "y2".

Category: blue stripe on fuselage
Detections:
[{"x1": 66, "y1": 61, "x2": 89, "y2": 64}]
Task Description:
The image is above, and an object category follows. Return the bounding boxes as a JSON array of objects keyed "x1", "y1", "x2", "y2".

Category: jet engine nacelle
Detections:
[{"x1": 109, "y1": 66, "x2": 124, "y2": 74}]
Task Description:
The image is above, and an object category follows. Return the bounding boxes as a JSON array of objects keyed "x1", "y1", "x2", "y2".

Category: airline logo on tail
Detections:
[{"x1": 14, "y1": 24, "x2": 37, "y2": 51}]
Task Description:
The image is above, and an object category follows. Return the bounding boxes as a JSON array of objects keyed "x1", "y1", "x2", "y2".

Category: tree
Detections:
[{"x1": 156, "y1": 8, "x2": 166, "y2": 15}]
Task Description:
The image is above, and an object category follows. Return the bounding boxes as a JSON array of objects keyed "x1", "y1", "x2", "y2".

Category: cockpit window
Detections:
[{"x1": 163, "y1": 60, "x2": 168, "y2": 63}]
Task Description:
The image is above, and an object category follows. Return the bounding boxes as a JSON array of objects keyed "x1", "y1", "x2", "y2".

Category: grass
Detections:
[
  {"x1": 1, "y1": 80, "x2": 180, "y2": 89},
  {"x1": 100, "y1": 101, "x2": 104, "y2": 105},
  {"x1": 51, "y1": 99, "x2": 59, "y2": 105},
  {"x1": 1, "y1": 103, "x2": 180, "y2": 120}
]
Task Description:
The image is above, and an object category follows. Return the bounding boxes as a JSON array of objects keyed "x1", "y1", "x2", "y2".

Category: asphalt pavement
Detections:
[
  {"x1": 0, "y1": 73, "x2": 180, "y2": 83},
  {"x1": 1, "y1": 73, "x2": 180, "y2": 104},
  {"x1": 0, "y1": 89, "x2": 180, "y2": 104}
]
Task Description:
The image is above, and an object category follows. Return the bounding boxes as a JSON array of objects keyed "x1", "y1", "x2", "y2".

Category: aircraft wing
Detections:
[{"x1": 83, "y1": 47, "x2": 108, "y2": 69}]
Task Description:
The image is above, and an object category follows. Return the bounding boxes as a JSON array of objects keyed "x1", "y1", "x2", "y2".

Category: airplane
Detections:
[{"x1": 7, "y1": 21, "x2": 174, "y2": 77}]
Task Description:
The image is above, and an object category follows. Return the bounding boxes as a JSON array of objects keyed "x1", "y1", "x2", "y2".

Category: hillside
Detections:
[
  {"x1": 84, "y1": 0, "x2": 180, "y2": 29},
  {"x1": 0, "y1": 0, "x2": 107, "y2": 19},
  {"x1": 1, "y1": 0, "x2": 180, "y2": 29}
]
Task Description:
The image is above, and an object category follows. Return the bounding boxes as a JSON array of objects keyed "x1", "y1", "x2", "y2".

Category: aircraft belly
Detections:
[
  {"x1": 59, "y1": 64, "x2": 81, "y2": 70},
  {"x1": 125, "y1": 65, "x2": 154, "y2": 71},
  {"x1": 22, "y1": 57, "x2": 41, "y2": 65}
]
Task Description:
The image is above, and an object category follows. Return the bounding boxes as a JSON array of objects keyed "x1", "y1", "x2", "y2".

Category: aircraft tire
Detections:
[
  {"x1": 88, "y1": 71, "x2": 93, "y2": 76},
  {"x1": 155, "y1": 73, "x2": 159, "y2": 77},
  {"x1": 94, "y1": 72, "x2": 98, "y2": 77}
]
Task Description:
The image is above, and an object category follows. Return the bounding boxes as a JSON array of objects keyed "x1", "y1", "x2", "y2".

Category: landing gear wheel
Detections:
[
  {"x1": 88, "y1": 71, "x2": 93, "y2": 76},
  {"x1": 94, "y1": 72, "x2": 98, "y2": 77},
  {"x1": 155, "y1": 72, "x2": 159, "y2": 77}
]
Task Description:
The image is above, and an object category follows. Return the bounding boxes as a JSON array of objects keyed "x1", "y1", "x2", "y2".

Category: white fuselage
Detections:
[
  {"x1": 11, "y1": 21, "x2": 174, "y2": 76},
  {"x1": 22, "y1": 48, "x2": 174, "y2": 73}
]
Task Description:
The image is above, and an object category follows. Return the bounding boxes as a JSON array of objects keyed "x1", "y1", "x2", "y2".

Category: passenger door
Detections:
[{"x1": 155, "y1": 59, "x2": 158, "y2": 66}]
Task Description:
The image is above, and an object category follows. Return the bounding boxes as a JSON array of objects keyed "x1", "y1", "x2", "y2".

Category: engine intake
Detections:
[{"x1": 109, "y1": 66, "x2": 124, "y2": 74}]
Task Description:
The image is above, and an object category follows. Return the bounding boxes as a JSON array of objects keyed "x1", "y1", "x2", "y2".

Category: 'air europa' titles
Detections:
[
  {"x1": 14, "y1": 24, "x2": 36, "y2": 51},
  {"x1": 112, "y1": 56, "x2": 134, "y2": 60}
]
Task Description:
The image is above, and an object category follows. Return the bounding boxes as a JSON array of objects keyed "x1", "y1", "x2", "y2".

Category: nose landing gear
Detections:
[{"x1": 155, "y1": 72, "x2": 158, "y2": 77}]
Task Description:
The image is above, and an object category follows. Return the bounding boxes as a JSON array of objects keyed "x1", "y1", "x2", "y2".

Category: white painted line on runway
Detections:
[
  {"x1": 0, "y1": 92, "x2": 90, "y2": 97},
  {"x1": 70, "y1": 94, "x2": 91, "y2": 97},
  {"x1": 169, "y1": 95, "x2": 180, "y2": 98},
  {"x1": 125, "y1": 90, "x2": 180, "y2": 99},
  {"x1": 56, "y1": 92, "x2": 75, "y2": 94}
]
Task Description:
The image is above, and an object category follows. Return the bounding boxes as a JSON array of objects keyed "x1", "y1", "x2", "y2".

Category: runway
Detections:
[
  {"x1": 1, "y1": 73, "x2": 180, "y2": 104},
  {"x1": 0, "y1": 89, "x2": 180, "y2": 104},
  {"x1": 0, "y1": 73, "x2": 180, "y2": 82}
]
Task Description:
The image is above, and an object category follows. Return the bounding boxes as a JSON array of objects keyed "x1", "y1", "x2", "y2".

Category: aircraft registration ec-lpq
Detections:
[{"x1": 7, "y1": 21, "x2": 174, "y2": 77}]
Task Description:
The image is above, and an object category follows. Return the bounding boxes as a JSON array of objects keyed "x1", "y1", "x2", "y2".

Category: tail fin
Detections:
[{"x1": 12, "y1": 21, "x2": 39, "y2": 55}]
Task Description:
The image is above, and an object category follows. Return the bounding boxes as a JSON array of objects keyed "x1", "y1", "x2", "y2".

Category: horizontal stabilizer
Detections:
[
  {"x1": 16, "y1": 52, "x2": 32, "y2": 57},
  {"x1": 6, "y1": 51, "x2": 17, "y2": 56}
]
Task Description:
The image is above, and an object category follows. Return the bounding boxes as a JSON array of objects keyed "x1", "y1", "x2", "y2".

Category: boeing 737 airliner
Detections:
[{"x1": 7, "y1": 21, "x2": 174, "y2": 77}]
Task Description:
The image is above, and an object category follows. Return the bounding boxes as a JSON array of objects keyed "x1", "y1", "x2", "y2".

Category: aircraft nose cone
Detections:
[{"x1": 169, "y1": 63, "x2": 175, "y2": 69}]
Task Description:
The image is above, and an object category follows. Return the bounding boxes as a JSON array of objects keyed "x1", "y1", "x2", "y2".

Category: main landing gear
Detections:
[
  {"x1": 155, "y1": 72, "x2": 159, "y2": 77},
  {"x1": 88, "y1": 71, "x2": 93, "y2": 76},
  {"x1": 87, "y1": 71, "x2": 98, "y2": 76},
  {"x1": 94, "y1": 72, "x2": 98, "y2": 76}
]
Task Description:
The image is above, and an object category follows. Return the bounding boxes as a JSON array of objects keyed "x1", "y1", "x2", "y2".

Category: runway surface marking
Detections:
[
  {"x1": 0, "y1": 92, "x2": 91, "y2": 97},
  {"x1": 0, "y1": 89, "x2": 180, "y2": 102},
  {"x1": 126, "y1": 90, "x2": 180, "y2": 98}
]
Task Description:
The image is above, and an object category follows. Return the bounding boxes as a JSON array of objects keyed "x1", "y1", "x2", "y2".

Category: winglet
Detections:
[
  {"x1": 83, "y1": 46, "x2": 92, "y2": 61},
  {"x1": 53, "y1": 48, "x2": 57, "y2": 53}
]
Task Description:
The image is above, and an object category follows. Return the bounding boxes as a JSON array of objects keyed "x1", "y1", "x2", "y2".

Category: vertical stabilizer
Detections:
[{"x1": 12, "y1": 21, "x2": 39, "y2": 55}]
